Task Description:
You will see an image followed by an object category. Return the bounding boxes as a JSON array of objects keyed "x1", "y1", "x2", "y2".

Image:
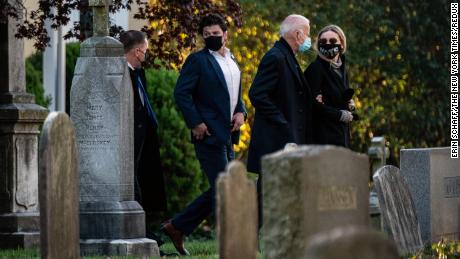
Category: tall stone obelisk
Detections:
[
  {"x1": 0, "y1": 0, "x2": 48, "y2": 249},
  {"x1": 70, "y1": 0, "x2": 159, "y2": 256}
]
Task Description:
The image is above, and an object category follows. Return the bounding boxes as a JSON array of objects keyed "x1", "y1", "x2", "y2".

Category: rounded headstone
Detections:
[{"x1": 39, "y1": 112, "x2": 79, "y2": 259}]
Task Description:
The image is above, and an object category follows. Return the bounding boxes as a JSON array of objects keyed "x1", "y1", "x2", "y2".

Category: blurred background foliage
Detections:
[{"x1": 26, "y1": 0, "x2": 450, "y2": 217}]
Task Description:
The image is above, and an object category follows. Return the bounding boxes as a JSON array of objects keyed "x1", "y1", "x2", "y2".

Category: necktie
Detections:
[{"x1": 135, "y1": 70, "x2": 159, "y2": 129}]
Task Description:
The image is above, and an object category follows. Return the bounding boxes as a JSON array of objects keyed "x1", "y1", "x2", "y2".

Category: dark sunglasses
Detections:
[{"x1": 319, "y1": 38, "x2": 339, "y2": 44}]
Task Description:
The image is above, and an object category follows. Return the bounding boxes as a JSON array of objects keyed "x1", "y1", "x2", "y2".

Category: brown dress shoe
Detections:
[{"x1": 161, "y1": 220, "x2": 190, "y2": 256}]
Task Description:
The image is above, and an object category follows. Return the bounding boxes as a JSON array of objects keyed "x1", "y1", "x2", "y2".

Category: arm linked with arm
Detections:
[{"x1": 305, "y1": 63, "x2": 342, "y2": 122}]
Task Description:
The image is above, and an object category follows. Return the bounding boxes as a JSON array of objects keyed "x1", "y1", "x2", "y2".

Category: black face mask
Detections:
[
  {"x1": 204, "y1": 36, "x2": 223, "y2": 51},
  {"x1": 318, "y1": 43, "x2": 342, "y2": 59},
  {"x1": 136, "y1": 50, "x2": 148, "y2": 66}
]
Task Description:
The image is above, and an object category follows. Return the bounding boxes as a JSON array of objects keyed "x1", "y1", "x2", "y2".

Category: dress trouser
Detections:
[{"x1": 172, "y1": 140, "x2": 234, "y2": 235}]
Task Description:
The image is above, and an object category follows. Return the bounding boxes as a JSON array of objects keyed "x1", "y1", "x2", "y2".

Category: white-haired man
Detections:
[{"x1": 247, "y1": 14, "x2": 314, "y2": 226}]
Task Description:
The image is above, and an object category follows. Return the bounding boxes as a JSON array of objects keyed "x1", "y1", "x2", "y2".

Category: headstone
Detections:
[
  {"x1": 39, "y1": 112, "x2": 80, "y2": 259},
  {"x1": 70, "y1": 0, "x2": 158, "y2": 256},
  {"x1": 0, "y1": 0, "x2": 48, "y2": 249},
  {"x1": 368, "y1": 136, "x2": 390, "y2": 174},
  {"x1": 216, "y1": 161, "x2": 257, "y2": 259},
  {"x1": 400, "y1": 147, "x2": 460, "y2": 243},
  {"x1": 373, "y1": 165, "x2": 423, "y2": 254},
  {"x1": 262, "y1": 145, "x2": 370, "y2": 259},
  {"x1": 368, "y1": 136, "x2": 389, "y2": 231},
  {"x1": 304, "y1": 226, "x2": 399, "y2": 259}
]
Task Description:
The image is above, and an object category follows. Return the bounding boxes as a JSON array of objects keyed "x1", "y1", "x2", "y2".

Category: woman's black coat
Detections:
[{"x1": 304, "y1": 55, "x2": 351, "y2": 147}]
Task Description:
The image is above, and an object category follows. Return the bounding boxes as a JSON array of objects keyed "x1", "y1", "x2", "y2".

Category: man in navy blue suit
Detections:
[{"x1": 162, "y1": 14, "x2": 246, "y2": 255}]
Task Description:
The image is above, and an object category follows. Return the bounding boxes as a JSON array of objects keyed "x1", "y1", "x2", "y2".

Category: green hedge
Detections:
[
  {"x1": 25, "y1": 42, "x2": 80, "y2": 111},
  {"x1": 65, "y1": 42, "x2": 80, "y2": 113},
  {"x1": 145, "y1": 68, "x2": 207, "y2": 215},
  {"x1": 25, "y1": 51, "x2": 51, "y2": 108}
]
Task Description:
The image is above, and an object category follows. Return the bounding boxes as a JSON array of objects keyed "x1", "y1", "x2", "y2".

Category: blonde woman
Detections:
[{"x1": 304, "y1": 24, "x2": 355, "y2": 148}]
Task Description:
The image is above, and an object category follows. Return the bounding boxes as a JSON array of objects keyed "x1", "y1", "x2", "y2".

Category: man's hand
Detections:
[
  {"x1": 231, "y1": 112, "x2": 245, "y2": 132},
  {"x1": 192, "y1": 123, "x2": 211, "y2": 140},
  {"x1": 348, "y1": 99, "x2": 356, "y2": 111},
  {"x1": 316, "y1": 94, "x2": 324, "y2": 104}
]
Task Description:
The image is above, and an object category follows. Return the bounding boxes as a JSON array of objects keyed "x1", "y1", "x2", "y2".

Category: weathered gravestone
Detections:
[
  {"x1": 400, "y1": 147, "x2": 460, "y2": 243},
  {"x1": 216, "y1": 161, "x2": 257, "y2": 259},
  {"x1": 70, "y1": 0, "x2": 158, "y2": 256},
  {"x1": 39, "y1": 112, "x2": 80, "y2": 259},
  {"x1": 304, "y1": 226, "x2": 399, "y2": 259},
  {"x1": 373, "y1": 165, "x2": 423, "y2": 254},
  {"x1": 262, "y1": 145, "x2": 370, "y2": 259},
  {"x1": 368, "y1": 136, "x2": 389, "y2": 231},
  {"x1": 368, "y1": 136, "x2": 390, "y2": 174},
  {"x1": 0, "y1": 0, "x2": 48, "y2": 249}
]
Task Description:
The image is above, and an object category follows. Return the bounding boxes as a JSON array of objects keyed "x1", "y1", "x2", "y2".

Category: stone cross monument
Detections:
[
  {"x1": 368, "y1": 136, "x2": 390, "y2": 175},
  {"x1": 368, "y1": 136, "x2": 389, "y2": 230},
  {"x1": 0, "y1": 0, "x2": 48, "y2": 249},
  {"x1": 70, "y1": 0, "x2": 158, "y2": 256}
]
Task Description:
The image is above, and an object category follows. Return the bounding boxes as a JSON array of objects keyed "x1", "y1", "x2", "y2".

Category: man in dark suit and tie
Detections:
[
  {"x1": 247, "y1": 14, "x2": 314, "y2": 227},
  {"x1": 119, "y1": 30, "x2": 167, "y2": 235},
  {"x1": 161, "y1": 14, "x2": 246, "y2": 255}
]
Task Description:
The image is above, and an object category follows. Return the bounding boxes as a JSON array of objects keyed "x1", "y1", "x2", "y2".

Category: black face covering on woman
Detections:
[
  {"x1": 319, "y1": 43, "x2": 342, "y2": 59},
  {"x1": 205, "y1": 36, "x2": 223, "y2": 51}
]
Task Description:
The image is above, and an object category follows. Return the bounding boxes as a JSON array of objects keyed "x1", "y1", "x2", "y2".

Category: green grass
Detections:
[
  {"x1": 0, "y1": 248, "x2": 38, "y2": 259},
  {"x1": 0, "y1": 239, "x2": 264, "y2": 258},
  {"x1": 0, "y1": 240, "x2": 218, "y2": 259},
  {"x1": 161, "y1": 239, "x2": 218, "y2": 258}
]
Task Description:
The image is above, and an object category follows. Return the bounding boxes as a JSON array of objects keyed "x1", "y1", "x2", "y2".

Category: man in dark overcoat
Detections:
[
  {"x1": 247, "y1": 14, "x2": 314, "y2": 226},
  {"x1": 120, "y1": 30, "x2": 167, "y2": 229}
]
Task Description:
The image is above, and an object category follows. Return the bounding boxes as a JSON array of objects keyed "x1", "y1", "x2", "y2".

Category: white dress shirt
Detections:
[{"x1": 209, "y1": 48, "x2": 241, "y2": 120}]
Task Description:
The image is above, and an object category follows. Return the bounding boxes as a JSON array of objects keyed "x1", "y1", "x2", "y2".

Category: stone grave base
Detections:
[
  {"x1": 79, "y1": 201, "x2": 159, "y2": 256},
  {"x1": 80, "y1": 238, "x2": 159, "y2": 257},
  {"x1": 0, "y1": 212, "x2": 40, "y2": 248}
]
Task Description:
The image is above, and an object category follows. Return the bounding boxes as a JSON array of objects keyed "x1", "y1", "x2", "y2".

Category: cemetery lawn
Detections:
[
  {"x1": 0, "y1": 240, "x2": 262, "y2": 258},
  {"x1": 2, "y1": 241, "x2": 460, "y2": 258}
]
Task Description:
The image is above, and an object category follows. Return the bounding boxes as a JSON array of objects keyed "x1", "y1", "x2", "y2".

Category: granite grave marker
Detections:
[
  {"x1": 400, "y1": 147, "x2": 460, "y2": 243},
  {"x1": 216, "y1": 161, "x2": 257, "y2": 259},
  {"x1": 262, "y1": 145, "x2": 370, "y2": 259},
  {"x1": 38, "y1": 112, "x2": 80, "y2": 259},
  {"x1": 70, "y1": 0, "x2": 158, "y2": 256},
  {"x1": 0, "y1": 0, "x2": 48, "y2": 248},
  {"x1": 373, "y1": 165, "x2": 423, "y2": 254}
]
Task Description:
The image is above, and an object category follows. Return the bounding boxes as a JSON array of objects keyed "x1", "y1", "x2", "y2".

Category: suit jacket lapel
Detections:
[
  {"x1": 203, "y1": 49, "x2": 232, "y2": 120},
  {"x1": 275, "y1": 41, "x2": 305, "y2": 88},
  {"x1": 205, "y1": 51, "x2": 229, "y2": 94}
]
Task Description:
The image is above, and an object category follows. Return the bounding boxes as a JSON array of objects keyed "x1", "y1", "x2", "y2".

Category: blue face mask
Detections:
[{"x1": 299, "y1": 37, "x2": 311, "y2": 53}]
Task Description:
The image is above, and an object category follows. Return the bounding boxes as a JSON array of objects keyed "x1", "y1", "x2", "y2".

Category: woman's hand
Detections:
[{"x1": 339, "y1": 110, "x2": 353, "y2": 123}]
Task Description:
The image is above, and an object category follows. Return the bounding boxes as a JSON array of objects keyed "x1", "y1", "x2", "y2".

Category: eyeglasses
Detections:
[{"x1": 319, "y1": 38, "x2": 339, "y2": 44}]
